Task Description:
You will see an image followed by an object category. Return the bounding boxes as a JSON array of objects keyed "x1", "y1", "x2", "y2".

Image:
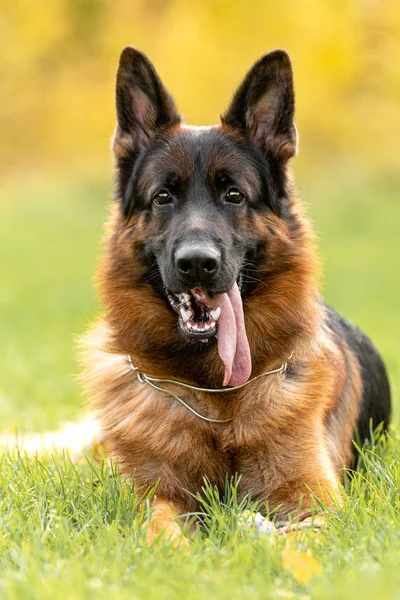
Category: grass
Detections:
[{"x1": 0, "y1": 173, "x2": 399, "y2": 599}]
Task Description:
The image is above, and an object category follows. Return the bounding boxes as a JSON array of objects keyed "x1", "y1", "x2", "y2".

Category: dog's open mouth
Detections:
[
  {"x1": 167, "y1": 289, "x2": 220, "y2": 340},
  {"x1": 166, "y1": 283, "x2": 252, "y2": 386}
]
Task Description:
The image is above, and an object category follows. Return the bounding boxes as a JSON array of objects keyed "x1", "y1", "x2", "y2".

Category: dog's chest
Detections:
[{"x1": 121, "y1": 381, "x2": 284, "y2": 481}]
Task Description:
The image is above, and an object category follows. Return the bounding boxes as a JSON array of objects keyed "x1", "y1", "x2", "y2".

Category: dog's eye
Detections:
[
  {"x1": 153, "y1": 191, "x2": 172, "y2": 206},
  {"x1": 225, "y1": 188, "x2": 245, "y2": 205}
]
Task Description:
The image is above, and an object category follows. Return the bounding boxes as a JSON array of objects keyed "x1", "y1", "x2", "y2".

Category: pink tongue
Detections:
[{"x1": 193, "y1": 283, "x2": 252, "y2": 386}]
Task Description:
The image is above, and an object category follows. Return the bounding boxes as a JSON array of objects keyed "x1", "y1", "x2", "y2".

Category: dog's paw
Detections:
[
  {"x1": 146, "y1": 519, "x2": 189, "y2": 547},
  {"x1": 278, "y1": 514, "x2": 326, "y2": 535}
]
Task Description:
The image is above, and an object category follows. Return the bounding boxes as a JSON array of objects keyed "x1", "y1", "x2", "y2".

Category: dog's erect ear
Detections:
[
  {"x1": 222, "y1": 50, "x2": 297, "y2": 162},
  {"x1": 113, "y1": 47, "x2": 180, "y2": 197}
]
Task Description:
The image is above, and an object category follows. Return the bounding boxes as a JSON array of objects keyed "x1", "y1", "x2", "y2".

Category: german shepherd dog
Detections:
[{"x1": 83, "y1": 47, "x2": 391, "y2": 541}]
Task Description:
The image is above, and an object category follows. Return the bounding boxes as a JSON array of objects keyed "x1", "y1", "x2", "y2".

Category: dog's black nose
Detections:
[{"x1": 175, "y1": 245, "x2": 221, "y2": 280}]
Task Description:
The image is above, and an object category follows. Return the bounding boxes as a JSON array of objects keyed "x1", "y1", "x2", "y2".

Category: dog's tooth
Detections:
[
  {"x1": 210, "y1": 321, "x2": 216, "y2": 329},
  {"x1": 180, "y1": 307, "x2": 192, "y2": 323},
  {"x1": 186, "y1": 322, "x2": 192, "y2": 329},
  {"x1": 204, "y1": 324, "x2": 210, "y2": 331},
  {"x1": 183, "y1": 293, "x2": 191, "y2": 302},
  {"x1": 210, "y1": 307, "x2": 221, "y2": 321}
]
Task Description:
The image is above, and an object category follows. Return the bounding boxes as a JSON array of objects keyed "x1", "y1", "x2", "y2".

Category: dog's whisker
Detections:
[
  {"x1": 241, "y1": 262, "x2": 259, "y2": 271},
  {"x1": 144, "y1": 269, "x2": 162, "y2": 283},
  {"x1": 241, "y1": 274, "x2": 269, "y2": 289}
]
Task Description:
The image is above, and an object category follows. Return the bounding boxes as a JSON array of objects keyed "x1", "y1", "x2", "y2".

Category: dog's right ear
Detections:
[{"x1": 113, "y1": 47, "x2": 180, "y2": 197}]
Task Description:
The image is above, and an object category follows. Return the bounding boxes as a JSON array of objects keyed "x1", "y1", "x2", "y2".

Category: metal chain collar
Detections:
[{"x1": 127, "y1": 355, "x2": 288, "y2": 424}]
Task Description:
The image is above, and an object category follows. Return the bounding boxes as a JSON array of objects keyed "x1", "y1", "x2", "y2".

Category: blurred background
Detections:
[{"x1": 0, "y1": 0, "x2": 399, "y2": 431}]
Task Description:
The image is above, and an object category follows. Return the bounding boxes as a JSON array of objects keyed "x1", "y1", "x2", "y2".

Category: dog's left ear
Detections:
[{"x1": 222, "y1": 50, "x2": 297, "y2": 162}]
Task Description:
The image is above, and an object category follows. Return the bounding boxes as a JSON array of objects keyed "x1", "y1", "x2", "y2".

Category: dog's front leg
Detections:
[
  {"x1": 270, "y1": 465, "x2": 342, "y2": 534},
  {"x1": 240, "y1": 442, "x2": 342, "y2": 534},
  {"x1": 146, "y1": 497, "x2": 187, "y2": 545}
]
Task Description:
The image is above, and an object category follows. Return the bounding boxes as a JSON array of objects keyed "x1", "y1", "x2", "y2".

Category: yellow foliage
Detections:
[{"x1": 0, "y1": 0, "x2": 399, "y2": 178}]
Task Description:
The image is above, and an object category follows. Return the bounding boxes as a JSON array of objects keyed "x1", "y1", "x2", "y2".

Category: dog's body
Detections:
[{"x1": 82, "y1": 48, "x2": 390, "y2": 539}]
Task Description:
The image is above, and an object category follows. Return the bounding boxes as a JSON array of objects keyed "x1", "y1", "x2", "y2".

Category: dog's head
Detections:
[{"x1": 101, "y1": 48, "x2": 317, "y2": 386}]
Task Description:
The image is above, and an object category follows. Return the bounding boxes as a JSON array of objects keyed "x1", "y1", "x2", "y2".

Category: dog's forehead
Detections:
[{"x1": 142, "y1": 125, "x2": 261, "y2": 188}]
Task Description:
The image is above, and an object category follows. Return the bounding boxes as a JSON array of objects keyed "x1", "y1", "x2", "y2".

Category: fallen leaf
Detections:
[{"x1": 281, "y1": 546, "x2": 323, "y2": 584}]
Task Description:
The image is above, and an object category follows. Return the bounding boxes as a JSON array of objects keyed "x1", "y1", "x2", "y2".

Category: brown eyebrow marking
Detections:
[
  {"x1": 207, "y1": 156, "x2": 261, "y2": 199},
  {"x1": 137, "y1": 135, "x2": 195, "y2": 198}
]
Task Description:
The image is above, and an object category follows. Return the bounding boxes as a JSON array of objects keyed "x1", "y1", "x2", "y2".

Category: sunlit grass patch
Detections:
[{"x1": 0, "y1": 432, "x2": 399, "y2": 599}]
